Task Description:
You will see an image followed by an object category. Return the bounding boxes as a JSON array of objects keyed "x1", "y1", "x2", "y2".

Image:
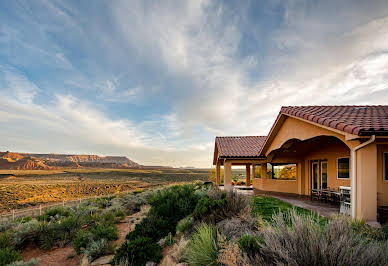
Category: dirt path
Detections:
[{"x1": 21, "y1": 206, "x2": 150, "y2": 266}]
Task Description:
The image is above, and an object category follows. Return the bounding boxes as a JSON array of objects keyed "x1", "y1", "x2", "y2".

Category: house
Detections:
[{"x1": 213, "y1": 106, "x2": 388, "y2": 223}]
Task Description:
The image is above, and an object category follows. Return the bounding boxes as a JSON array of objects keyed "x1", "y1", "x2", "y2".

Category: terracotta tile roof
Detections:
[
  {"x1": 216, "y1": 136, "x2": 267, "y2": 158},
  {"x1": 280, "y1": 105, "x2": 388, "y2": 135}
]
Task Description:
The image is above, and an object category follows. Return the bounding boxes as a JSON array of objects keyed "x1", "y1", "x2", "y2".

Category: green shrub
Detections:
[
  {"x1": 238, "y1": 234, "x2": 262, "y2": 255},
  {"x1": 38, "y1": 207, "x2": 73, "y2": 222},
  {"x1": 0, "y1": 233, "x2": 11, "y2": 249},
  {"x1": 84, "y1": 239, "x2": 114, "y2": 261},
  {"x1": 111, "y1": 237, "x2": 162, "y2": 266},
  {"x1": 38, "y1": 222, "x2": 56, "y2": 250},
  {"x1": 126, "y1": 216, "x2": 170, "y2": 242},
  {"x1": 73, "y1": 230, "x2": 92, "y2": 255},
  {"x1": 193, "y1": 194, "x2": 226, "y2": 219},
  {"x1": 0, "y1": 248, "x2": 21, "y2": 266},
  {"x1": 176, "y1": 215, "x2": 193, "y2": 235},
  {"x1": 148, "y1": 184, "x2": 199, "y2": 231},
  {"x1": 91, "y1": 225, "x2": 118, "y2": 241},
  {"x1": 164, "y1": 232, "x2": 175, "y2": 246},
  {"x1": 53, "y1": 215, "x2": 80, "y2": 241},
  {"x1": 184, "y1": 223, "x2": 218, "y2": 266}
]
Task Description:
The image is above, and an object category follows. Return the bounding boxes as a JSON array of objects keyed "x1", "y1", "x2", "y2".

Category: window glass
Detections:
[
  {"x1": 337, "y1": 157, "x2": 350, "y2": 179},
  {"x1": 268, "y1": 163, "x2": 296, "y2": 180},
  {"x1": 254, "y1": 165, "x2": 261, "y2": 178},
  {"x1": 384, "y1": 153, "x2": 388, "y2": 181}
]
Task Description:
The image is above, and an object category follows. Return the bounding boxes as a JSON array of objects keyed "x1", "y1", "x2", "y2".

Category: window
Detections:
[
  {"x1": 267, "y1": 163, "x2": 296, "y2": 180},
  {"x1": 254, "y1": 165, "x2": 261, "y2": 178},
  {"x1": 384, "y1": 153, "x2": 388, "y2": 181},
  {"x1": 337, "y1": 157, "x2": 350, "y2": 179}
]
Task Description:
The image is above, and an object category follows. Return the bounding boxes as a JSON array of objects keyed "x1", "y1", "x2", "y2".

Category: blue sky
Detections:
[{"x1": 1, "y1": 0, "x2": 388, "y2": 167}]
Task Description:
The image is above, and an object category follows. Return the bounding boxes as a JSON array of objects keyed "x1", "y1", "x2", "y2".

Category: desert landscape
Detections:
[{"x1": 0, "y1": 151, "x2": 210, "y2": 213}]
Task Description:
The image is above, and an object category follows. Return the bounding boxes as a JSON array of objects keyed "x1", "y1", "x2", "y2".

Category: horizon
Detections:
[{"x1": 1, "y1": 1, "x2": 388, "y2": 168}]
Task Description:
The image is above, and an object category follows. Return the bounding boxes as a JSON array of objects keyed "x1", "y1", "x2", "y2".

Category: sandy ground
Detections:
[{"x1": 22, "y1": 206, "x2": 150, "y2": 266}]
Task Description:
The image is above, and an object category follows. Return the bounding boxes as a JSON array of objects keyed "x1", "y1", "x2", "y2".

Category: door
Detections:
[
  {"x1": 311, "y1": 161, "x2": 319, "y2": 190},
  {"x1": 320, "y1": 161, "x2": 328, "y2": 189}
]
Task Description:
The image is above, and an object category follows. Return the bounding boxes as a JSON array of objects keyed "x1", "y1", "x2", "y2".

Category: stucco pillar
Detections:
[
  {"x1": 246, "y1": 164, "x2": 251, "y2": 186},
  {"x1": 356, "y1": 144, "x2": 378, "y2": 222},
  {"x1": 216, "y1": 162, "x2": 221, "y2": 185},
  {"x1": 224, "y1": 160, "x2": 232, "y2": 191},
  {"x1": 261, "y1": 163, "x2": 267, "y2": 179},
  {"x1": 297, "y1": 161, "x2": 304, "y2": 195}
]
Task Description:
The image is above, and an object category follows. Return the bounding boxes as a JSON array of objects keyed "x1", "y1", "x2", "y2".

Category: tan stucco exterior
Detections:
[{"x1": 214, "y1": 114, "x2": 388, "y2": 223}]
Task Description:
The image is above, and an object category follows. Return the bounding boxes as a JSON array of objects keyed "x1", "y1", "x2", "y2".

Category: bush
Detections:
[
  {"x1": 11, "y1": 220, "x2": 40, "y2": 249},
  {"x1": 193, "y1": 194, "x2": 227, "y2": 219},
  {"x1": 0, "y1": 248, "x2": 21, "y2": 266},
  {"x1": 217, "y1": 218, "x2": 257, "y2": 240},
  {"x1": 73, "y1": 230, "x2": 92, "y2": 255},
  {"x1": 184, "y1": 223, "x2": 218, "y2": 266},
  {"x1": 126, "y1": 216, "x2": 170, "y2": 242},
  {"x1": 176, "y1": 215, "x2": 194, "y2": 235},
  {"x1": 84, "y1": 239, "x2": 114, "y2": 261},
  {"x1": 148, "y1": 184, "x2": 199, "y2": 231},
  {"x1": 0, "y1": 233, "x2": 11, "y2": 249},
  {"x1": 38, "y1": 207, "x2": 74, "y2": 222},
  {"x1": 7, "y1": 258, "x2": 40, "y2": 266},
  {"x1": 111, "y1": 237, "x2": 162, "y2": 266},
  {"x1": 237, "y1": 234, "x2": 262, "y2": 256},
  {"x1": 91, "y1": 225, "x2": 118, "y2": 241},
  {"x1": 38, "y1": 222, "x2": 56, "y2": 250},
  {"x1": 255, "y1": 210, "x2": 388, "y2": 265},
  {"x1": 164, "y1": 232, "x2": 175, "y2": 246}
]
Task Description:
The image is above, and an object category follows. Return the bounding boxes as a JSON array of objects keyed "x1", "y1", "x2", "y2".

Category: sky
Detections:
[{"x1": 1, "y1": 0, "x2": 388, "y2": 168}]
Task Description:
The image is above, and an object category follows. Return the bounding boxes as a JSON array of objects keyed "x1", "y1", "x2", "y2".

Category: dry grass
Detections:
[{"x1": 0, "y1": 168, "x2": 209, "y2": 213}]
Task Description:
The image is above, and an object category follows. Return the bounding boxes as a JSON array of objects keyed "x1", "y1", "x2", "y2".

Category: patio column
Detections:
[
  {"x1": 215, "y1": 161, "x2": 221, "y2": 185},
  {"x1": 355, "y1": 143, "x2": 378, "y2": 222},
  {"x1": 246, "y1": 164, "x2": 251, "y2": 186},
  {"x1": 261, "y1": 163, "x2": 267, "y2": 179},
  {"x1": 224, "y1": 160, "x2": 232, "y2": 191},
  {"x1": 251, "y1": 163, "x2": 255, "y2": 181}
]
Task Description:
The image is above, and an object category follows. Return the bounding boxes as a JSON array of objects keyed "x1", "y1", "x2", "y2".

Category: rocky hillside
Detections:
[{"x1": 0, "y1": 151, "x2": 141, "y2": 170}]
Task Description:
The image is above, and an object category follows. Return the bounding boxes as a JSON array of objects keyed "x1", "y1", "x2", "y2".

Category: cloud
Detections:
[{"x1": 1, "y1": 0, "x2": 388, "y2": 167}]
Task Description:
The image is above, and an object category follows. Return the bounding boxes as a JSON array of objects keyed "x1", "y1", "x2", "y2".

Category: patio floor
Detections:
[{"x1": 222, "y1": 186, "x2": 340, "y2": 217}]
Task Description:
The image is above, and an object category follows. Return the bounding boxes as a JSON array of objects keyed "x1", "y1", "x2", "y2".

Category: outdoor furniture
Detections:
[{"x1": 311, "y1": 188, "x2": 341, "y2": 205}]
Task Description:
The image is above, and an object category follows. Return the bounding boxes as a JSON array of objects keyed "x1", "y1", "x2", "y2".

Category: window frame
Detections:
[
  {"x1": 268, "y1": 162, "x2": 297, "y2": 180},
  {"x1": 384, "y1": 152, "x2": 388, "y2": 182},
  {"x1": 337, "y1": 156, "x2": 350, "y2": 179}
]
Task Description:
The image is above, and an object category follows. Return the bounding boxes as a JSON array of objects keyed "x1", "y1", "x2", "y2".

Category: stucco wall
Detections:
[
  {"x1": 377, "y1": 144, "x2": 388, "y2": 206},
  {"x1": 303, "y1": 141, "x2": 351, "y2": 195}
]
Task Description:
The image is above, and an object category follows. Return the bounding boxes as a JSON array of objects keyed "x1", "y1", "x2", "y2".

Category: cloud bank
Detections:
[{"x1": 0, "y1": 0, "x2": 388, "y2": 167}]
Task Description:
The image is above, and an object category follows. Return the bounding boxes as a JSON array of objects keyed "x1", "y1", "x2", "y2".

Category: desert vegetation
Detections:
[
  {"x1": 0, "y1": 168, "x2": 209, "y2": 212},
  {"x1": 1, "y1": 182, "x2": 387, "y2": 266}
]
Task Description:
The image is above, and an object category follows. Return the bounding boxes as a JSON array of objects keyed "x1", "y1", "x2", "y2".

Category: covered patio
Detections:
[{"x1": 213, "y1": 136, "x2": 266, "y2": 190}]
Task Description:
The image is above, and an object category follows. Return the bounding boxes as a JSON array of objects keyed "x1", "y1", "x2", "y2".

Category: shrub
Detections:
[
  {"x1": 111, "y1": 237, "x2": 162, "y2": 266},
  {"x1": 0, "y1": 248, "x2": 21, "y2": 266},
  {"x1": 73, "y1": 230, "x2": 92, "y2": 255},
  {"x1": 255, "y1": 210, "x2": 388, "y2": 265},
  {"x1": 216, "y1": 217, "x2": 256, "y2": 240},
  {"x1": 237, "y1": 234, "x2": 262, "y2": 256},
  {"x1": 38, "y1": 207, "x2": 73, "y2": 222},
  {"x1": 176, "y1": 215, "x2": 194, "y2": 235},
  {"x1": 91, "y1": 225, "x2": 118, "y2": 241},
  {"x1": 0, "y1": 233, "x2": 11, "y2": 249},
  {"x1": 164, "y1": 232, "x2": 175, "y2": 246},
  {"x1": 7, "y1": 258, "x2": 40, "y2": 266},
  {"x1": 148, "y1": 184, "x2": 199, "y2": 230},
  {"x1": 126, "y1": 216, "x2": 170, "y2": 242},
  {"x1": 53, "y1": 215, "x2": 80, "y2": 241},
  {"x1": 184, "y1": 223, "x2": 218, "y2": 266},
  {"x1": 193, "y1": 194, "x2": 226, "y2": 219},
  {"x1": 11, "y1": 220, "x2": 40, "y2": 249},
  {"x1": 84, "y1": 239, "x2": 114, "y2": 261},
  {"x1": 38, "y1": 222, "x2": 56, "y2": 250}
]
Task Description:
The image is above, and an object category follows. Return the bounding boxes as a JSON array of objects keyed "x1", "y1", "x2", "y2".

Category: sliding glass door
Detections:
[{"x1": 311, "y1": 161, "x2": 319, "y2": 190}]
